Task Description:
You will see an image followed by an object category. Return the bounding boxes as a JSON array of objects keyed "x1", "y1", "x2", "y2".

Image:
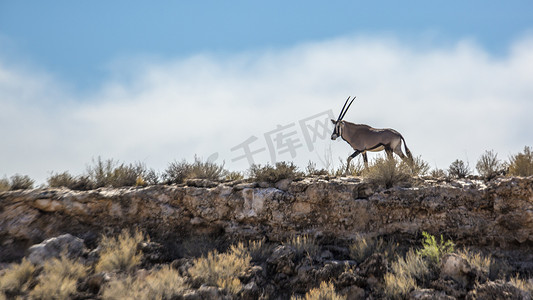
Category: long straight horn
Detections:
[
  {"x1": 340, "y1": 96, "x2": 356, "y2": 120},
  {"x1": 337, "y1": 96, "x2": 351, "y2": 121}
]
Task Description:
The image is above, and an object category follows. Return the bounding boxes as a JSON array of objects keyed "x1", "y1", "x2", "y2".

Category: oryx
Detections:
[{"x1": 331, "y1": 96, "x2": 413, "y2": 174}]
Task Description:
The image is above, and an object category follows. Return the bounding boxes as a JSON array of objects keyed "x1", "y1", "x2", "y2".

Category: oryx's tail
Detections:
[{"x1": 401, "y1": 135, "x2": 413, "y2": 162}]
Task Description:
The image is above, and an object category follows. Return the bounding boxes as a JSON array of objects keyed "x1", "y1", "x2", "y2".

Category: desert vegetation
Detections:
[
  {"x1": 1, "y1": 146, "x2": 531, "y2": 192},
  {"x1": 1, "y1": 231, "x2": 531, "y2": 299}
]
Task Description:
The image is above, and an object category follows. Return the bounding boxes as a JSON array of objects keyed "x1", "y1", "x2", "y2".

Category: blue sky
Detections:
[
  {"x1": 2, "y1": 1, "x2": 532, "y2": 91},
  {"x1": 1, "y1": 1, "x2": 533, "y2": 183}
]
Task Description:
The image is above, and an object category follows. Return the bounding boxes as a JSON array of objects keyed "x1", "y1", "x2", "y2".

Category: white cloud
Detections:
[{"x1": 1, "y1": 35, "x2": 532, "y2": 184}]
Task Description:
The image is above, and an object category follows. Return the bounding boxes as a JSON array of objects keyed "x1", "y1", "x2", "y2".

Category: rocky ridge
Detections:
[
  {"x1": 1, "y1": 176, "x2": 532, "y2": 298},
  {"x1": 1, "y1": 176, "x2": 532, "y2": 261}
]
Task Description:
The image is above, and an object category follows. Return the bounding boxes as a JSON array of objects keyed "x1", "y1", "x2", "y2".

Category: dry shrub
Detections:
[
  {"x1": 457, "y1": 249, "x2": 492, "y2": 276},
  {"x1": 0, "y1": 177, "x2": 10, "y2": 192},
  {"x1": 305, "y1": 161, "x2": 329, "y2": 176},
  {"x1": 508, "y1": 146, "x2": 533, "y2": 176},
  {"x1": 384, "y1": 248, "x2": 429, "y2": 299},
  {"x1": 292, "y1": 281, "x2": 346, "y2": 300},
  {"x1": 349, "y1": 236, "x2": 397, "y2": 263},
  {"x1": 86, "y1": 157, "x2": 153, "y2": 188},
  {"x1": 0, "y1": 258, "x2": 35, "y2": 296},
  {"x1": 285, "y1": 234, "x2": 319, "y2": 258},
  {"x1": 509, "y1": 274, "x2": 533, "y2": 294},
  {"x1": 363, "y1": 156, "x2": 411, "y2": 188},
  {"x1": 384, "y1": 271, "x2": 417, "y2": 300},
  {"x1": 225, "y1": 171, "x2": 244, "y2": 182},
  {"x1": 248, "y1": 162, "x2": 302, "y2": 183},
  {"x1": 103, "y1": 266, "x2": 188, "y2": 300},
  {"x1": 47, "y1": 171, "x2": 94, "y2": 190},
  {"x1": 430, "y1": 168, "x2": 447, "y2": 179},
  {"x1": 349, "y1": 235, "x2": 375, "y2": 263},
  {"x1": 391, "y1": 249, "x2": 429, "y2": 282},
  {"x1": 188, "y1": 242, "x2": 251, "y2": 294},
  {"x1": 8, "y1": 174, "x2": 34, "y2": 190},
  {"x1": 405, "y1": 156, "x2": 430, "y2": 176},
  {"x1": 333, "y1": 158, "x2": 365, "y2": 177},
  {"x1": 246, "y1": 238, "x2": 273, "y2": 262},
  {"x1": 29, "y1": 255, "x2": 88, "y2": 300},
  {"x1": 448, "y1": 159, "x2": 471, "y2": 178},
  {"x1": 476, "y1": 150, "x2": 505, "y2": 179},
  {"x1": 164, "y1": 156, "x2": 227, "y2": 184},
  {"x1": 96, "y1": 229, "x2": 146, "y2": 273},
  {"x1": 101, "y1": 275, "x2": 138, "y2": 300}
]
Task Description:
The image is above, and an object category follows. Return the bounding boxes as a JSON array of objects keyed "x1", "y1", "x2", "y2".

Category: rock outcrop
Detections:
[{"x1": 1, "y1": 176, "x2": 532, "y2": 263}]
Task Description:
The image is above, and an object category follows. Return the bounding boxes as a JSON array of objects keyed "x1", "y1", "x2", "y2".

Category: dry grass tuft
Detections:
[
  {"x1": 285, "y1": 234, "x2": 319, "y2": 258},
  {"x1": 457, "y1": 248, "x2": 492, "y2": 276},
  {"x1": 384, "y1": 270, "x2": 417, "y2": 300},
  {"x1": 349, "y1": 236, "x2": 397, "y2": 263},
  {"x1": 249, "y1": 162, "x2": 303, "y2": 183},
  {"x1": 0, "y1": 258, "x2": 35, "y2": 296},
  {"x1": 164, "y1": 156, "x2": 227, "y2": 184},
  {"x1": 508, "y1": 146, "x2": 533, "y2": 176},
  {"x1": 509, "y1": 274, "x2": 533, "y2": 294},
  {"x1": 362, "y1": 156, "x2": 411, "y2": 188},
  {"x1": 96, "y1": 229, "x2": 146, "y2": 273},
  {"x1": 292, "y1": 281, "x2": 346, "y2": 300},
  {"x1": 189, "y1": 242, "x2": 251, "y2": 294},
  {"x1": 103, "y1": 266, "x2": 188, "y2": 300},
  {"x1": 391, "y1": 249, "x2": 429, "y2": 282},
  {"x1": 29, "y1": 254, "x2": 88, "y2": 300}
]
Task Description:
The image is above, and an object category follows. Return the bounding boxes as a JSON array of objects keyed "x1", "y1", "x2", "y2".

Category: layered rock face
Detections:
[{"x1": 1, "y1": 176, "x2": 532, "y2": 262}]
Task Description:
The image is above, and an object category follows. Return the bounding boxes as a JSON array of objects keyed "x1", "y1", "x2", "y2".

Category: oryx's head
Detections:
[{"x1": 331, "y1": 96, "x2": 356, "y2": 140}]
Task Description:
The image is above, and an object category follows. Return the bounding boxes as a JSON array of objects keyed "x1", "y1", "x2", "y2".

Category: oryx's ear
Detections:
[{"x1": 331, "y1": 119, "x2": 337, "y2": 124}]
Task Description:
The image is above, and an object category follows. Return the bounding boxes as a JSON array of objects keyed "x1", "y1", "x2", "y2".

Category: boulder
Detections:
[{"x1": 27, "y1": 233, "x2": 86, "y2": 265}]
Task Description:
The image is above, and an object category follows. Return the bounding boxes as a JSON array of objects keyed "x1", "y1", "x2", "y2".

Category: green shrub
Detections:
[
  {"x1": 8, "y1": 174, "x2": 34, "y2": 190},
  {"x1": 363, "y1": 156, "x2": 411, "y2": 188},
  {"x1": 292, "y1": 281, "x2": 346, "y2": 300},
  {"x1": 476, "y1": 150, "x2": 505, "y2": 179},
  {"x1": 447, "y1": 159, "x2": 471, "y2": 179},
  {"x1": 96, "y1": 229, "x2": 146, "y2": 273},
  {"x1": 248, "y1": 162, "x2": 302, "y2": 183},
  {"x1": 164, "y1": 156, "x2": 227, "y2": 184},
  {"x1": 508, "y1": 146, "x2": 533, "y2": 176},
  {"x1": 416, "y1": 232, "x2": 454, "y2": 266}
]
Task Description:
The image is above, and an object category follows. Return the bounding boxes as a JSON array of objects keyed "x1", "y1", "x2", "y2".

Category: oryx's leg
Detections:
[
  {"x1": 346, "y1": 150, "x2": 362, "y2": 175},
  {"x1": 362, "y1": 152, "x2": 369, "y2": 169},
  {"x1": 392, "y1": 143, "x2": 409, "y2": 163},
  {"x1": 385, "y1": 146, "x2": 394, "y2": 160}
]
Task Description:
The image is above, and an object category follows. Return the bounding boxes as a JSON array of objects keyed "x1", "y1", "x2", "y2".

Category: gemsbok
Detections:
[{"x1": 331, "y1": 96, "x2": 413, "y2": 174}]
